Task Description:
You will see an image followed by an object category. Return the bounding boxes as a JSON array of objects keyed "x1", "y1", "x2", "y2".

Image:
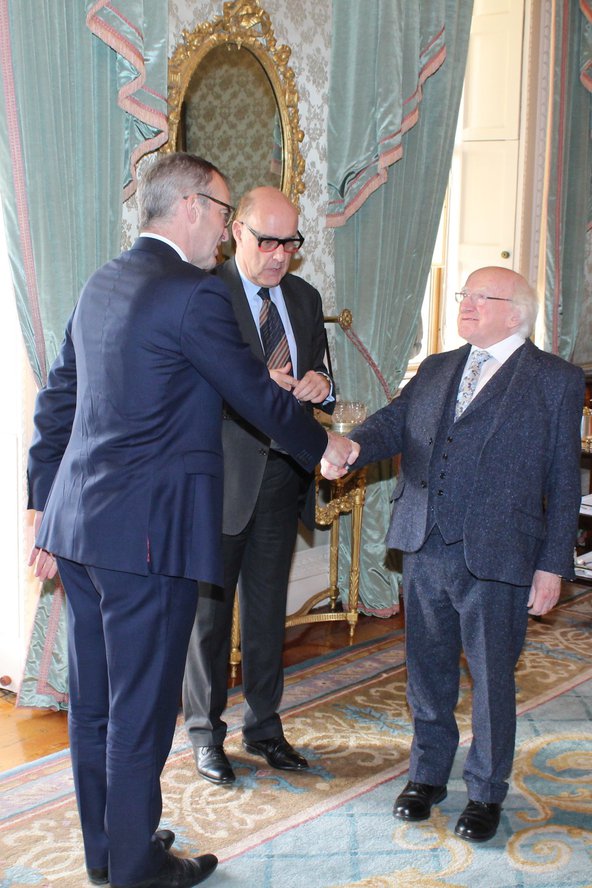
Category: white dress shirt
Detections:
[{"x1": 469, "y1": 332, "x2": 526, "y2": 398}]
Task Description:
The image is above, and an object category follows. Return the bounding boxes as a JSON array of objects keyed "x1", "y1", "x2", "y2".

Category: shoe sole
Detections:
[
  {"x1": 197, "y1": 769, "x2": 236, "y2": 785},
  {"x1": 394, "y1": 787, "x2": 447, "y2": 821},
  {"x1": 454, "y1": 826, "x2": 498, "y2": 843}
]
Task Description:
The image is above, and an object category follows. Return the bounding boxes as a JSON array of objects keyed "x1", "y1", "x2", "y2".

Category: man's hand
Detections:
[
  {"x1": 269, "y1": 362, "x2": 297, "y2": 392},
  {"x1": 292, "y1": 370, "x2": 331, "y2": 404},
  {"x1": 527, "y1": 569, "x2": 561, "y2": 615},
  {"x1": 321, "y1": 432, "x2": 360, "y2": 479},
  {"x1": 28, "y1": 511, "x2": 58, "y2": 581}
]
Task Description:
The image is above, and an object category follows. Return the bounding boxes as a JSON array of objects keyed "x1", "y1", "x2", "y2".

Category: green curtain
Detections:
[
  {"x1": 549, "y1": 0, "x2": 592, "y2": 359},
  {"x1": 0, "y1": 0, "x2": 167, "y2": 707},
  {"x1": 327, "y1": 0, "x2": 474, "y2": 614}
]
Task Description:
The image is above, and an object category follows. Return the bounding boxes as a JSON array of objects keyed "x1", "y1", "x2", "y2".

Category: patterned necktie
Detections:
[
  {"x1": 258, "y1": 288, "x2": 290, "y2": 369},
  {"x1": 455, "y1": 349, "x2": 490, "y2": 419}
]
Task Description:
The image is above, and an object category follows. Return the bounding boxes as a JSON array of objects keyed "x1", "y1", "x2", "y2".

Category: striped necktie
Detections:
[
  {"x1": 258, "y1": 288, "x2": 290, "y2": 369},
  {"x1": 455, "y1": 349, "x2": 490, "y2": 419}
]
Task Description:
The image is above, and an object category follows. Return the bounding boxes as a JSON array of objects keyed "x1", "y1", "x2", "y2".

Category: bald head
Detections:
[
  {"x1": 457, "y1": 266, "x2": 538, "y2": 348},
  {"x1": 231, "y1": 187, "x2": 300, "y2": 288}
]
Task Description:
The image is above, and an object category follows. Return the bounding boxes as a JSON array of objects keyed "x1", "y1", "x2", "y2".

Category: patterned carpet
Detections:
[{"x1": 1, "y1": 587, "x2": 591, "y2": 887}]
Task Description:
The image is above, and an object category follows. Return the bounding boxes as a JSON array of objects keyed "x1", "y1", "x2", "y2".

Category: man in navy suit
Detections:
[
  {"x1": 27, "y1": 153, "x2": 357, "y2": 888},
  {"x1": 183, "y1": 187, "x2": 334, "y2": 785},
  {"x1": 322, "y1": 267, "x2": 584, "y2": 842}
]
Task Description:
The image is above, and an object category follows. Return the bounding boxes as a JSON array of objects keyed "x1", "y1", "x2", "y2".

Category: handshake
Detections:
[{"x1": 321, "y1": 431, "x2": 361, "y2": 480}]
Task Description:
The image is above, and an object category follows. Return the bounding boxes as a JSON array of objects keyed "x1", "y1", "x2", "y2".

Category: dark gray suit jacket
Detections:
[
  {"x1": 350, "y1": 339, "x2": 585, "y2": 586},
  {"x1": 214, "y1": 257, "x2": 334, "y2": 534}
]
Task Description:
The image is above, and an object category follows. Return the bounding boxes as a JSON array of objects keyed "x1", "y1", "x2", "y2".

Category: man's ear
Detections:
[
  {"x1": 506, "y1": 306, "x2": 523, "y2": 331},
  {"x1": 231, "y1": 219, "x2": 242, "y2": 243}
]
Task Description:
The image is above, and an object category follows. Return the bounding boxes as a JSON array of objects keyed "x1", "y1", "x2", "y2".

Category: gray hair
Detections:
[
  {"x1": 138, "y1": 153, "x2": 226, "y2": 229},
  {"x1": 510, "y1": 276, "x2": 539, "y2": 338}
]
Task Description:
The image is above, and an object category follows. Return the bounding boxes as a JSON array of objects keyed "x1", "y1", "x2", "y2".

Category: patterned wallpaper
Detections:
[
  {"x1": 183, "y1": 44, "x2": 282, "y2": 199},
  {"x1": 124, "y1": 0, "x2": 336, "y2": 314}
]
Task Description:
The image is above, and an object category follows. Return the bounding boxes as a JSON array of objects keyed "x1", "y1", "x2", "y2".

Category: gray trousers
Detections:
[
  {"x1": 183, "y1": 452, "x2": 303, "y2": 746},
  {"x1": 403, "y1": 526, "x2": 530, "y2": 803}
]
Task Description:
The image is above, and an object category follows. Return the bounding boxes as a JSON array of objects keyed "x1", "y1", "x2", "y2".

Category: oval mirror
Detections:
[
  {"x1": 165, "y1": 0, "x2": 305, "y2": 206},
  {"x1": 181, "y1": 44, "x2": 282, "y2": 198}
]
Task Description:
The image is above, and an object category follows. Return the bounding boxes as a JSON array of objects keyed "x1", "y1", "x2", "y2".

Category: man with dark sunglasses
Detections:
[{"x1": 183, "y1": 186, "x2": 335, "y2": 785}]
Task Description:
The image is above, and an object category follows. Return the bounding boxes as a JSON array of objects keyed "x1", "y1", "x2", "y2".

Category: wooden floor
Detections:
[{"x1": 0, "y1": 610, "x2": 403, "y2": 772}]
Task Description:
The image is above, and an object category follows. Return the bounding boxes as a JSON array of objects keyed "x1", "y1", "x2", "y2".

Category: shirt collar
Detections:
[
  {"x1": 140, "y1": 232, "x2": 188, "y2": 263},
  {"x1": 472, "y1": 332, "x2": 525, "y2": 365}
]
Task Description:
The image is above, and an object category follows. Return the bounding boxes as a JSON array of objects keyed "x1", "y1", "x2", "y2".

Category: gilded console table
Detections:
[{"x1": 229, "y1": 466, "x2": 367, "y2": 677}]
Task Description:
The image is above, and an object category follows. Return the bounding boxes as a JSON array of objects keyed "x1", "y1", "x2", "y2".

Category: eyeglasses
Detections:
[
  {"x1": 184, "y1": 193, "x2": 235, "y2": 225},
  {"x1": 237, "y1": 221, "x2": 304, "y2": 254},
  {"x1": 455, "y1": 291, "x2": 514, "y2": 306}
]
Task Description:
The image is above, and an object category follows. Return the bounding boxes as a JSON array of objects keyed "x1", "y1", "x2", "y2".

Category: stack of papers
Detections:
[{"x1": 580, "y1": 494, "x2": 592, "y2": 515}]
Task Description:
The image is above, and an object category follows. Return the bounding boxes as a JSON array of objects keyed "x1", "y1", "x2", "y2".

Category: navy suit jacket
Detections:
[
  {"x1": 214, "y1": 257, "x2": 334, "y2": 534},
  {"x1": 350, "y1": 339, "x2": 585, "y2": 586},
  {"x1": 27, "y1": 238, "x2": 328, "y2": 585}
]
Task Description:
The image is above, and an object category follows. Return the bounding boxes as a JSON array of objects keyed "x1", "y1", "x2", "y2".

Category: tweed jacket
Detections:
[{"x1": 350, "y1": 339, "x2": 585, "y2": 586}]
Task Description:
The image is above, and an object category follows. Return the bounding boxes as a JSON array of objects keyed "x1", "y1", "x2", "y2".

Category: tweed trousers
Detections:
[{"x1": 403, "y1": 526, "x2": 530, "y2": 803}]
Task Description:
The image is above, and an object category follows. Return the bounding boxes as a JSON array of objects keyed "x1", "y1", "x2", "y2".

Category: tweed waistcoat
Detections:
[{"x1": 427, "y1": 352, "x2": 520, "y2": 544}]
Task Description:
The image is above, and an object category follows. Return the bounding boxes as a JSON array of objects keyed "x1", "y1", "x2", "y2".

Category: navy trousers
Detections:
[
  {"x1": 58, "y1": 558, "x2": 198, "y2": 886},
  {"x1": 402, "y1": 527, "x2": 530, "y2": 803}
]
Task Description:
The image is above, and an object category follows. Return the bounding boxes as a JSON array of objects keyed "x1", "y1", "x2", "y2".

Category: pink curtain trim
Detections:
[
  {"x1": 580, "y1": 1, "x2": 592, "y2": 90},
  {"x1": 34, "y1": 583, "x2": 69, "y2": 704},
  {"x1": 16, "y1": 582, "x2": 69, "y2": 707},
  {"x1": 326, "y1": 35, "x2": 447, "y2": 228},
  {"x1": 0, "y1": 0, "x2": 47, "y2": 384},
  {"x1": 86, "y1": 0, "x2": 168, "y2": 197}
]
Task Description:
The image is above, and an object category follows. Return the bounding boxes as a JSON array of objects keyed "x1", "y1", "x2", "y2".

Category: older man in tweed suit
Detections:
[{"x1": 323, "y1": 267, "x2": 584, "y2": 842}]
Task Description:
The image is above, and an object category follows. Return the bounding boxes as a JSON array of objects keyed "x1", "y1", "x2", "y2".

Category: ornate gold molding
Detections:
[{"x1": 166, "y1": 0, "x2": 305, "y2": 205}]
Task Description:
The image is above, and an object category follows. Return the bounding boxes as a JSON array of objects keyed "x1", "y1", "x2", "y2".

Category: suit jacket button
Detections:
[
  {"x1": 447, "y1": 436, "x2": 453, "y2": 443},
  {"x1": 442, "y1": 453, "x2": 448, "y2": 460},
  {"x1": 437, "y1": 489, "x2": 444, "y2": 496},
  {"x1": 428, "y1": 437, "x2": 433, "y2": 445},
  {"x1": 439, "y1": 471, "x2": 446, "y2": 479},
  {"x1": 421, "y1": 480, "x2": 427, "y2": 488},
  {"x1": 258, "y1": 448, "x2": 267, "y2": 456}
]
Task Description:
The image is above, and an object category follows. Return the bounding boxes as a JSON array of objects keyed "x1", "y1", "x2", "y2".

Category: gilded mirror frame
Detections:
[{"x1": 166, "y1": 0, "x2": 305, "y2": 206}]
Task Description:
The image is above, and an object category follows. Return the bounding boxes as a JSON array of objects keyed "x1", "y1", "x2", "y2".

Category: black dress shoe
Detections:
[
  {"x1": 110, "y1": 850, "x2": 217, "y2": 888},
  {"x1": 454, "y1": 800, "x2": 501, "y2": 842},
  {"x1": 393, "y1": 780, "x2": 447, "y2": 821},
  {"x1": 87, "y1": 830, "x2": 176, "y2": 884},
  {"x1": 196, "y1": 745, "x2": 236, "y2": 785},
  {"x1": 154, "y1": 829, "x2": 175, "y2": 851},
  {"x1": 87, "y1": 868, "x2": 109, "y2": 885},
  {"x1": 243, "y1": 735, "x2": 309, "y2": 771}
]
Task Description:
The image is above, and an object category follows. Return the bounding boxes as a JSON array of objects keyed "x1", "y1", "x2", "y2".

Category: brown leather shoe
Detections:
[
  {"x1": 110, "y1": 850, "x2": 217, "y2": 887},
  {"x1": 196, "y1": 745, "x2": 236, "y2": 785},
  {"x1": 393, "y1": 780, "x2": 447, "y2": 821},
  {"x1": 243, "y1": 735, "x2": 309, "y2": 770},
  {"x1": 454, "y1": 800, "x2": 501, "y2": 842}
]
